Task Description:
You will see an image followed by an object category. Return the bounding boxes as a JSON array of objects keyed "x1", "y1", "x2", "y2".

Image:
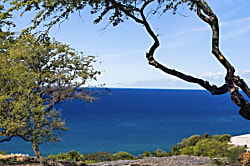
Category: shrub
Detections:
[
  {"x1": 66, "y1": 150, "x2": 85, "y2": 161},
  {"x1": 227, "y1": 146, "x2": 246, "y2": 163},
  {"x1": 170, "y1": 133, "x2": 245, "y2": 164},
  {"x1": 193, "y1": 139, "x2": 229, "y2": 157},
  {"x1": 113, "y1": 151, "x2": 134, "y2": 160},
  {"x1": 48, "y1": 152, "x2": 68, "y2": 160},
  {"x1": 142, "y1": 151, "x2": 150, "y2": 158},
  {"x1": 185, "y1": 135, "x2": 201, "y2": 146},
  {"x1": 84, "y1": 160, "x2": 96, "y2": 164},
  {"x1": 86, "y1": 151, "x2": 113, "y2": 162},
  {"x1": 171, "y1": 145, "x2": 181, "y2": 155},
  {"x1": 201, "y1": 133, "x2": 210, "y2": 139},
  {"x1": 48, "y1": 150, "x2": 85, "y2": 161},
  {"x1": 218, "y1": 134, "x2": 231, "y2": 142},
  {"x1": 152, "y1": 149, "x2": 169, "y2": 157},
  {"x1": 180, "y1": 146, "x2": 195, "y2": 156},
  {"x1": 0, "y1": 150, "x2": 7, "y2": 155}
]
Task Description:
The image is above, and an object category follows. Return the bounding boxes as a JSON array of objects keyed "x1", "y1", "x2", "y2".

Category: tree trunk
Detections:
[{"x1": 32, "y1": 142, "x2": 43, "y2": 165}]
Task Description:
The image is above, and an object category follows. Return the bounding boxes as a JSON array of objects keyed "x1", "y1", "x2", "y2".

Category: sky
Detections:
[{"x1": 10, "y1": 0, "x2": 250, "y2": 89}]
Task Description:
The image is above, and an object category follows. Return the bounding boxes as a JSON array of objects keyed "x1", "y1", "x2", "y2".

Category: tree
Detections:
[
  {"x1": 112, "y1": 151, "x2": 135, "y2": 160},
  {"x1": 142, "y1": 151, "x2": 151, "y2": 158},
  {"x1": 0, "y1": 10, "x2": 99, "y2": 160},
  {"x1": 1, "y1": 1, "x2": 250, "y2": 120}
]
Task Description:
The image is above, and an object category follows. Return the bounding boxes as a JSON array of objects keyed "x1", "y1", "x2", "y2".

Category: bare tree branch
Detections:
[
  {"x1": 137, "y1": 1, "x2": 229, "y2": 95},
  {"x1": 190, "y1": 0, "x2": 250, "y2": 119},
  {"x1": 109, "y1": 0, "x2": 250, "y2": 119}
]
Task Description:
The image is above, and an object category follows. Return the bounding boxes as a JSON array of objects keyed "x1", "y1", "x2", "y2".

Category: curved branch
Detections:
[
  {"x1": 109, "y1": 0, "x2": 250, "y2": 119},
  {"x1": 234, "y1": 76, "x2": 250, "y2": 98},
  {"x1": 194, "y1": 1, "x2": 235, "y2": 77},
  {"x1": 196, "y1": 6, "x2": 212, "y2": 26},
  {"x1": 109, "y1": 0, "x2": 144, "y2": 24},
  {"x1": 191, "y1": 0, "x2": 250, "y2": 119},
  {"x1": 138, "y1": 1, "x2": 228, "y2": 95}
]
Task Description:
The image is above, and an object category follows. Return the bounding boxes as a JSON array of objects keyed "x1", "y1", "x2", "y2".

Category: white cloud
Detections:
[
  {"x1": 220, "y1": 17, "x2": 250, "y2": 26},
  {"x1": 165, "y1": 16, "x2": 250, "y2": 39},
  {"x1": 238, "y1": 70, "x2": 250, "y2": 85},
  {"x1": 201, "y1": 72, "x2": 224, "y2": 80},
  {"x1": 200, "y1": 70, "x2": 250, "y2": 86},
  {"x1": 241, "y1": 70, "x2": 250, "y2": 75}
]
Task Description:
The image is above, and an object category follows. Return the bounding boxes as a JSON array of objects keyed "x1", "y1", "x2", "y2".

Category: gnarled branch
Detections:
[
  {"x1": 191, "y1": 0, "x2": 250, "y2": 119},
  {"x1": 110, "y1": 0, "x2": 250, "y2": 119}
]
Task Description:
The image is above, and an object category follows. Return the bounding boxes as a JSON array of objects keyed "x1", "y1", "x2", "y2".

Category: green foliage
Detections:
[
  {"x1": 48, "y1": 150, "x2": 85, "y2": 161},
  {"x1": 49, "y1": 150, "x2": 135, "y2": 163},
  {"x1": 171, "y1": 145, "x2": 181, "y2": 155},
  {"x1": 180, "y1": 146, "x2": 195, "y2": 156},
  {"x1": 170, "y1": 133, "x2": 246, "y2": 163},
  {"x1": 142, "y1": 151, "x2": 150, "y2": 158},
  {"x1": 0, "y1": 7, "x2": 99, "y2": 157},
  {"x1": 66, "y1": 150, "x2": 85, "y2": 161},
  {"x1": 86, "y1": 151, "x2": 113, "y2": 162},
  {"x1": 0, "y1": 150, "x2": 7, "y2": 155},
  {"x1": 1, "y1": 0, "x2": 207, "y2": 33},
  {"x1": 152, "y1": 149, "x2": 170, "y2": 157},
  {"x1": 218, "y1": 134, "x2": 231, "y2": 142},
  {"x1": 179, "y1": 135, "x2": 201, "y2": 148},
  {"x1": 201, "y1": 133, "x2": 210, "y2": 139},
  {"x1": 227, "y1": 146, "x2": 246, "y2": 164},
  {"x1": 84, "y1": 160, "x2": 96, "y2": 164},
  {"x1": 113, "y1": 151, "x2": 135, "y2": 160},
  {"x1": 192, "y1": 139, "x2": 229, "y2": 157}
]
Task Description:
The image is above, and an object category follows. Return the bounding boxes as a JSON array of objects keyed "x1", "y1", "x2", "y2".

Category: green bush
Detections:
[
  {"x1": 192, "y1": 139, "x2": 229, "y2": 157},
  {"x1": 227, "y1": 146, "x2": 246, "y2": 163},
  {"x1": 48, "y1": 152, "x2": 68, "y2": 160},
  {"x1": 170, "y1": 133, "x2": 246, "y2": 164},
  {"x1": 48, "y1": 150, "x2": 85, "y2": 161},
  {"x1": 86, "y1": 151, "x2": 113, "y2": 162},
  {"x1": 113, "y1": 151, "x2": 134, "y2": 160},
  {"x1": 218, "y1": 134, "x2": 231, "y2": 143},
  {"x1": 0, "y1": 150, "x2": 7, "y2": 155},
  {"x1": 180, "y1": 146, "x2": 195, "y2": 156},
  {"x1": 66, "y1": 150, "x2": 85, "y2": 161},
  {"x1": 184, "y1": 135, "x2": 201, "y2": 146},
  {"x1": 84, "y1": 160, "x2": 96, "y2": 164},
  {"x1": 142, "y1": 151, "x2": 150, "y2": 158},
  {"x1": 152, "y1": 149, "x2": 169, "y2": 157},
  {"x1": 171, "y1": 145, "x2": 181, "y2": 155},
  {"x1": 201, "y1": 133, "x2": 210, "y2": 139}
]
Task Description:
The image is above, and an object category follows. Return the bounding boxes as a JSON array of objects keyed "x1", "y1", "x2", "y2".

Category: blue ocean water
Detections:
[{"x1": 1, "y1": 88, "x2": 250, "y2": 156}]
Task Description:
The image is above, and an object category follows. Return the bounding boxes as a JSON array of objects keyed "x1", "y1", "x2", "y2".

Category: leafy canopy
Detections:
[{"x1": 0, "y1": 5, "x2": 99, "y2": 146}]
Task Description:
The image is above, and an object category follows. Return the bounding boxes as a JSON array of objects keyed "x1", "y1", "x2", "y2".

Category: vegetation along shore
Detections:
[{"x1": 1, "y1": 133, "x2": 249, "y2": 165}]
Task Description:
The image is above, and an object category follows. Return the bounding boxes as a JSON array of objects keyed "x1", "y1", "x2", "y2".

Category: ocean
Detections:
[{"x1": 1, "y1": 88, "x2": 250, "y2": 156}]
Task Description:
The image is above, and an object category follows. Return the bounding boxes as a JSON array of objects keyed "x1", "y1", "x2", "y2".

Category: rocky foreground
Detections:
[
  {"x1": 5, "y1": 153, "x2": 250, "y2": 166},
  {"x1": 1, "y1": 155, "x2": 218, "y2": 166},
  {"x1": 88, "y1": 156, "x2": 214, "y2": 166}
]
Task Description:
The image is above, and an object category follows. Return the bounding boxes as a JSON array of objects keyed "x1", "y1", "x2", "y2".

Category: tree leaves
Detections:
[{"x1": 0, "y1": 10, "x2": 99, "y2": 154}]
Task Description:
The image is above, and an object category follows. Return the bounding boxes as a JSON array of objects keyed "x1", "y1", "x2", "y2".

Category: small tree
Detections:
[
  {"x1": 113, "y1": 151, "x2": 134, "y2": 160},
  {"x1": 142, "y1": 151, "x2": 151, "y2": 158},
  {"x1": 152, "y1": 149, "x2": 169, "y2": 157},
  {"x1": 0, "y1": 12, "x2": 99, "y2": 160}
]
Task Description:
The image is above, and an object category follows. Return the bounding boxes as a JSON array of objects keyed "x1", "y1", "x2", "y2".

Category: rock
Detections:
[
  {"x1": 88, "y1": 156, "x2": 213, "y2": 166},
  {"x1": 238, "y1": 152, "x2": 250, "y2": 166}
]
